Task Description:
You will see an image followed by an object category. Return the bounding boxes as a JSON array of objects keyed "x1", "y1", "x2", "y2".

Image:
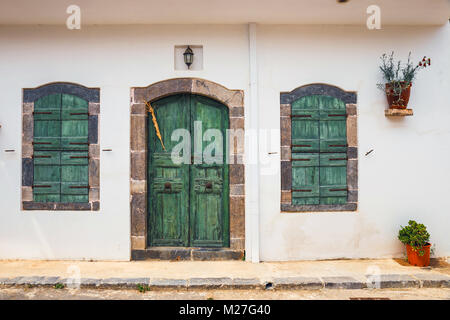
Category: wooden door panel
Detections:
[
  {"x1": 191, "y1": 192, "x2": 223, "y2": 247},
  {"x1": 148, "y1": 95, "x2": 190, "y2": 247},
  {"x1": 151, "y1": 191, "x2": 185, "y2": 246},
  {"x1": 190, "y1": 95, "x2": 229, "y2": 248},
  {"x1": 150, "y1": 161, "x2": 189, "y2": 246},
  {"x1": 191, "y1": 166, "x2": 225, "y2": 247}
]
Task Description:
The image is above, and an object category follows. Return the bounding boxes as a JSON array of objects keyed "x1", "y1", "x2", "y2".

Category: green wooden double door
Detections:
[{"x1": 148, "y1": 94, "x2": 229, "y2": 248}]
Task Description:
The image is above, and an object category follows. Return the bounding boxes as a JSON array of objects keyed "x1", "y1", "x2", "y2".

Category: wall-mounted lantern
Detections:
[{"x1": 183, "y1": 46, "x2": 194, "y2": 69}]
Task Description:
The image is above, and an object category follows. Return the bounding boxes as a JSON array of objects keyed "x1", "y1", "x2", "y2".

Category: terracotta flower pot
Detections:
[
  {"x1": 385, "y1": 82, "x2": 411, "y2": 109},
  {"x1": 406, "y1": 243, "x2": 431, "y2": 267}
]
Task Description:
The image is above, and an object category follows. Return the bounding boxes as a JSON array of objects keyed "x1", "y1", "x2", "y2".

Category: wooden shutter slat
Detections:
[
  {"x1": 292, "y1": 153, "x2": 319, "y2": 167},
  {"x1": 61, "y1": 151, "x2": 89, "y2": 165},
  {"x1": 33, "y1": 151, "x2": 61, "y2": 165},
  {"x1": 320, "y1": 153, "x2": 347, "y2": 166}
]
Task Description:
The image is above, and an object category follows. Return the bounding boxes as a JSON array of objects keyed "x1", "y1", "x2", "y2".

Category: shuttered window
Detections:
[
  {"x1": 33, "y1": 93, "x2": 89, "y2": 203},
  {"x1": 291, "y1": 95, "x2": 347, "y2": 205}
]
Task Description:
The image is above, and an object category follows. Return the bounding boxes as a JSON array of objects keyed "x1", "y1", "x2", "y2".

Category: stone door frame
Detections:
[{"x1": 130, "y1": 78, "x2": 245, "y2": 260}]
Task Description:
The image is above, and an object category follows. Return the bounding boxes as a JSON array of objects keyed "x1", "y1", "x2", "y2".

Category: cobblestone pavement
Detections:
[{"x1": 1, "y1": 287, "x2": 449, "y2": 300}]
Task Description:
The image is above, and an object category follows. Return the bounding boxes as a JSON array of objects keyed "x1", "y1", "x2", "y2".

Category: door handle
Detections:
[
  {"x1": 205, "y1": 182, "x2": 213, "y2": 189},
  {"x1": 164, "y1": 182, "x2": 172, "y2": 190}
]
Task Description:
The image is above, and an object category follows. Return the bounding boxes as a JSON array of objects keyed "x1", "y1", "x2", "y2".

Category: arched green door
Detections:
[{"x1": 148, "y1": 94, "x2": 229, "y2": 248}]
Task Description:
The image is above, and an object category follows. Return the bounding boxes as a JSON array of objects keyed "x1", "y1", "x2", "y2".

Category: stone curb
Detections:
[
  {"x1": 376, "y1": 274, "x2": 420, "y2": 289},
  {"x1": 411, "y1": 274, "x2": 450, "y2": 288},
  {"x1": 0, "y1": 274, "x2": 449, "y2": 290},
  {"x1": 322, "y1": 276, "x2": 366, "y2": 289},
  {"x1": 272, "y1": 277, "x2": 323, "y2": 290}
]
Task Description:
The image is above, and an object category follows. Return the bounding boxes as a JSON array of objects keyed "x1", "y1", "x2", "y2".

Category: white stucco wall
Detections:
[
  {"x1": 0, "y1": 25, "x2": 250, "y2": 260},
  {"x1": 258, "y1": 24, "x2": 450, "y2": 260},
  {"x1": 0, "y1": 23, "x2": 449, "y2": 261}
]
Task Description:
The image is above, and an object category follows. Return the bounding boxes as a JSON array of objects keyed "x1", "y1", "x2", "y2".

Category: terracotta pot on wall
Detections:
[
  {"x1": 406, "y1": 243, "x2": 431, "y2": 267},
  {"x1": 385, "y1": 82, "x2": 411, "y2": 109}
]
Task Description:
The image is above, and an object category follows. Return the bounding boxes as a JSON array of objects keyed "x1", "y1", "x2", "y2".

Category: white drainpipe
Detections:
[{"x1": 247, "y1": 22, "x2": 260, "y2": 263}]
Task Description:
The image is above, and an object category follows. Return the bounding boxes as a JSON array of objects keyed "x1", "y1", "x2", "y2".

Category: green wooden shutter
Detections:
[
  {"x1": 60, "y1": 150, "x2": 89, "y2": 203},
  {"x1": 33, "y1": 94, "x2": 89, "y2": 203},
  {"x1": 33, "y1": 94, "x2": 61, "y2": 150},
  {"x1": 33, "y1": 94, "x2": 62, "y2": 202},
  {"x1": 291, "y1": 95, "x2": 348, "y2": 205},
  {"x1": 291, "y1": 96, "x2": 320, "y2": 205},
  {"x1": 60, "y1": 94, "x2": 89, "y2": 202},
  {"x1": 61, "y1": 94, "x2": 89, "y2": 150},
  {"x1": 318, "y1": 96, "x2": 347, "y2": 204}
]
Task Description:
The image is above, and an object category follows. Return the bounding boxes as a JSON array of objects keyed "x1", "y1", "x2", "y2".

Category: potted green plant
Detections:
[
  {"x1": 398, "y1": 220, "x2": 431, "y2": 267},
  {"x1": 377, "y1": 52, "x2": 431, "y2": 109}
]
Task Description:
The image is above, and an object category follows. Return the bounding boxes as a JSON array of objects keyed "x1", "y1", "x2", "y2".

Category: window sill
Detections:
[
  {"x1": 22, "y1": 201, "x2": 99, "y2": 211},
  {"x1": 281, "y1": 203, "x2": 357, "y2": 212}
]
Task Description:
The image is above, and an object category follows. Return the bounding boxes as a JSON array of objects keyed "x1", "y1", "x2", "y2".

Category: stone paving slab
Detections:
[{"x1": 1, "y1": 274, "x2": 449, "y2": 290}]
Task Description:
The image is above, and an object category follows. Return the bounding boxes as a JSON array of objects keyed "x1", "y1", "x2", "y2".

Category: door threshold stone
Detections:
[{"x1": 131, "y1": 247, "x2": 244, "y2": 261}]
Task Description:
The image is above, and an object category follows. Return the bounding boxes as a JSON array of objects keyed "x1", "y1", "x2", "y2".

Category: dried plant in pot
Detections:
[
  {"x1": 398, "y1": 220, "x2": 431, "y2": 267},
  {"x1": 377, "y1": 52, "x2": 431, "y2": 109}
]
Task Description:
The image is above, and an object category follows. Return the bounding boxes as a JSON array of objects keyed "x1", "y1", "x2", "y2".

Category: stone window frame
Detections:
[
  {"x1": 280, "y1": 83, "x2": 358, "y2": 212},
  {"x1": 22, "y1": 82, "x2": 100, "y2": 211},
  {"x1": 130, "y1": 78, "x2": 245, "y2": 260}
]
